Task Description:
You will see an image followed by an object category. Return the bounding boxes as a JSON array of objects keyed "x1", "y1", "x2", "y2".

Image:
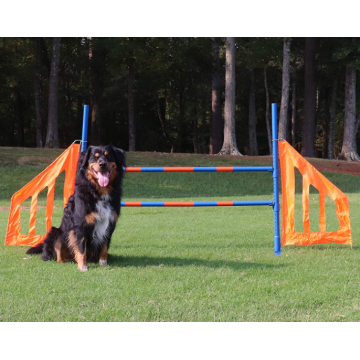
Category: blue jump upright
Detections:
[
  {"x1": 81, "y1": 105, "x2": 89, "y2": 152},
  {"x1": 80, "y1": 103, "x2": 281, "y2": 256},
  {"x1": 272, "y1": 104, "x2": 281, "y2": 256}
]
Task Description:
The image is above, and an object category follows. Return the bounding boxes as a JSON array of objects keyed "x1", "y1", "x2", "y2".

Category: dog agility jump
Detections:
[
  {"x1": 5, "y1": 103, "x2": 353, "y2": 259},
  {"x1": 113, "y1": 104, "x2": 281, "y2": 255}
]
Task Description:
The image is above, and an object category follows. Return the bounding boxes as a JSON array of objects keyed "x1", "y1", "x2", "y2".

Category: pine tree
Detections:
[{"x1": 218, "y1": 37, "x2": 241, "y2": 156}]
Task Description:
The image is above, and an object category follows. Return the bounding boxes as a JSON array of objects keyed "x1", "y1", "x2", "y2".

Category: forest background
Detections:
[{"x1": 1, "y1": 37, "x2": 360, "y2": 160}]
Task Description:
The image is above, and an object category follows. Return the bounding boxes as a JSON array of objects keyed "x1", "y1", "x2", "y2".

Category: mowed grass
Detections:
[{"x1": 1, "y1": 148, "x2": 360, "y2": 321}]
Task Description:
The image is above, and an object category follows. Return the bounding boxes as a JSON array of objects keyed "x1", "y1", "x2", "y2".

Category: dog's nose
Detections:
[{"x1": 99, "y1": 161, "x2": 107, "y2": 168}]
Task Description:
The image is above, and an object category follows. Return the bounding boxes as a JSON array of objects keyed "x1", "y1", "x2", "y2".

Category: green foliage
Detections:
[
  {"x1": 238, "y1": 37, "x2": 283, "y2": 69},
  {"x1": 0, "y1": 37, "x2": 359, "y2": 156}
]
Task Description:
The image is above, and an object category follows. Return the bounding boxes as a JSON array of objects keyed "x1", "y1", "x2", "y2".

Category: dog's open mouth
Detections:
[{"x1": 92, "y1": 168, "x2": 112, "y2": 187}]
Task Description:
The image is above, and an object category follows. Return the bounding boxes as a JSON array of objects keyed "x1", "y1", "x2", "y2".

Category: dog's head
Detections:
[{"x1": 78, "y1": 145, "x2": 126, "y2": 188}]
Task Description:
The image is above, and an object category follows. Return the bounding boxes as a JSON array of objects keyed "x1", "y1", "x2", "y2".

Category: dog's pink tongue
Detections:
[{"x1": 98, "y1": 172, "x2": 110, "y2": 187}]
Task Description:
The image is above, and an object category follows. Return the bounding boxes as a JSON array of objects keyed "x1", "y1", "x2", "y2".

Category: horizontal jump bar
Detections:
[
  {"x1": 123, "y1": 166, "x2": 273, "y2": 172},
  {"x1": 121, "y1": 201, "x2": 274, "y2": 207}
]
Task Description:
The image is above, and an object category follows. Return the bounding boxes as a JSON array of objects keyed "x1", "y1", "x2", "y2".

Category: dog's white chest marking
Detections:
[{"x1": 93, "y1": 198, "x2": 114, "y2": 243}]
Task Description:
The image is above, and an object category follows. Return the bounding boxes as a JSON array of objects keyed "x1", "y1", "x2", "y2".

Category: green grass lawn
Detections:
[{"x1": 1, "y1": 148, "x2": 360, "y2": 321}]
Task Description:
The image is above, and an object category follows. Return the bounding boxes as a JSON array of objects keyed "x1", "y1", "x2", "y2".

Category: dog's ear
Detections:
[
  {"x1": 111, "y1": 147, "x2": 126, "y2": 168},
  {"x1": 78, "y1": 146, "x2": 93, "y2": 170}
]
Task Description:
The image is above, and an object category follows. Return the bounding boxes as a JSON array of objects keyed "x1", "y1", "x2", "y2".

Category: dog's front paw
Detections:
[
  {"x1": 79, "y1": 265, "x2": 88, "y2": 272},
  {"x1": 99, "y1": 259, "x2": 108, "y2": 266}
]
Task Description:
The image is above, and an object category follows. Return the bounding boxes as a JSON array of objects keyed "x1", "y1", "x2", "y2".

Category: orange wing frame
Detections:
[
  {"x1": 5, "y1": 143, "x2": 80, "y2": 247},
  {"x1": 279, "y1": 140, "x2": 352, "y2": 246}
]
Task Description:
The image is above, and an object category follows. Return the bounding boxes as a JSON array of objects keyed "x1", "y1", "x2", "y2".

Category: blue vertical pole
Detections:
[
  {"x1": 272, "y1": 103, "x2": 281, "y2": 256},
  {"x1": 81, "y1": 105, "x2": 89, "y2": 152}
]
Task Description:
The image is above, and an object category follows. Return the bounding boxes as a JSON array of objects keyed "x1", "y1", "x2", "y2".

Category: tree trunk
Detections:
[
  {"x1": 209, "y1": 37, "x2": 223, "y2": 154},
  {"x1": 302, "y1": 38, "x2": 317, "y2": 157},
  {"x1": 192, "y1": 105, "x2": 198, "y2": 154},
  {"x1": 156, "y1": 94, "x2": 173, "y2": 151},
  {"x1": 14, "y1": 86, "x2": 25, "y2": 147},
  {"x1": 291, "y1": 68, "x2": 296, "y2": 147},
  {"x1": 278, "y1": 38, "x2": 291, "y2": 140},
  {"x1": 128, "y1": 58, "x2": 136, "y2": 151},
  {"x1": 176, "y1": 77, "x2": 185, "y2": 153},
  {"x1": 321, "y1": 88, "x2": 329, "y2": 159},
  {"x1": 328, "y1": 79, "x2": 337, "y2": 159},
  {"x1": 77, "y1": 95, "x2": 83, "y2": 132},
  {"x1": 89, "y1": 37, "x2": 98, "y2": 146},
  {"x1": 218, "y1": 37, "x2": 241, "y2": 156},
  {"x1": 34, "y1": 38, "x2": 44, "y2": 148},
  {"x1": 339, "y1": 64, "x2": 359, "y2": 161},
  {"x1": 264, "y1": 67, "x2": 272, "y2": 155},
  {"x1": 157, "y1": 95, "x2": 167, "y2": 138},
  {"x1": 248, "y1": 69, "x2": 258, "y2": 155},
  {"x1": 45, "y1": 37, "x2": 61, "y2": 148},
  {"x1": 89, "y1": 38, "x2": 106, "y2": 145},
  {"x1": 66, "y1": 79, "x2": 74, "y2": 144}
]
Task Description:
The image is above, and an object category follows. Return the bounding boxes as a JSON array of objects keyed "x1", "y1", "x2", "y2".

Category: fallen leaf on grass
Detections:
[
  {"x1": 22, "y1": 257, "x2": 32, "y2": 260},
  {"x1": 240, "y1": 272, "x2": 246, "y2": 276}
]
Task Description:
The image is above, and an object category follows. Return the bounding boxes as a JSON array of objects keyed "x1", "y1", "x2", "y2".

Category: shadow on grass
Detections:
[
  {"x1": 119, "y1": 243, "x2": 275, "y2": 250},
  {"x1": 107, "y1": 254, "x2": 286, "y2": 271},
  {"x1": 284, "y1": 244, "x2": 354, "y2": 251}
]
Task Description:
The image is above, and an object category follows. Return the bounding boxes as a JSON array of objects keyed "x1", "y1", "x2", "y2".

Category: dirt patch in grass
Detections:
[
  {"x1": 2, "y1": 147, "x2": 360, "y2": 176},
  {"x1": 239, "y1": 155, "x2": 360, "y2": 177},
  {"x1": 0, "y1": 205, "x2": 57, "y2": 211},
  {"x1": 17, "y1": 156, "x2": 56, "y2": 166},
  {"x1": 306, "y1": 158, "x2": 360, "y2": 176},
  {"x1": 132, "y1": 151, "x2": 360, "y2": 176}
]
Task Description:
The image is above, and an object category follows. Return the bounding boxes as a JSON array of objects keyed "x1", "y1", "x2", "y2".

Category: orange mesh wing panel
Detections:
[
  {"x1": 279, "y1": 140, "x2": 352, "y2": 246},
  {"x1": 5, "y1": 144, "x2": 81, "y2": 246}
]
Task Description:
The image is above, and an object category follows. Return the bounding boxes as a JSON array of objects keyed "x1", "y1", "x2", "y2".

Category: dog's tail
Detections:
[
  {"x1": 26, "y1": 242, "x2": 44, "y2": 254},
  {"x1": 25, "y1": 227, "x2": 61, "y2": 261}
]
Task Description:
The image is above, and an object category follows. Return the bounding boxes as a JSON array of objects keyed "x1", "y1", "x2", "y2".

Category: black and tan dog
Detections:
[{"x1": 26, "y1": 145, "x2": 126, "y2": 271}]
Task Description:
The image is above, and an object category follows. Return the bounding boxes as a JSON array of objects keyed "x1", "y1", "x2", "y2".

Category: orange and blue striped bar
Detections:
[
  {"x1": 121, "y1": 200, "x2": 273, "y2": 207},
  {"x1": 123, "y1": 166, "x2": 272, "y2": 172}
]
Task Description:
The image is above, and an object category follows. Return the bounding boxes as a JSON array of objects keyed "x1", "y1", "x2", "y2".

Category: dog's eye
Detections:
[
  {"x1": 104, "y1": 151, "x2": 108, "y2": 156},
  {"x1": 95, "y1": 153, "x2": 99, "y2": 158}
]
